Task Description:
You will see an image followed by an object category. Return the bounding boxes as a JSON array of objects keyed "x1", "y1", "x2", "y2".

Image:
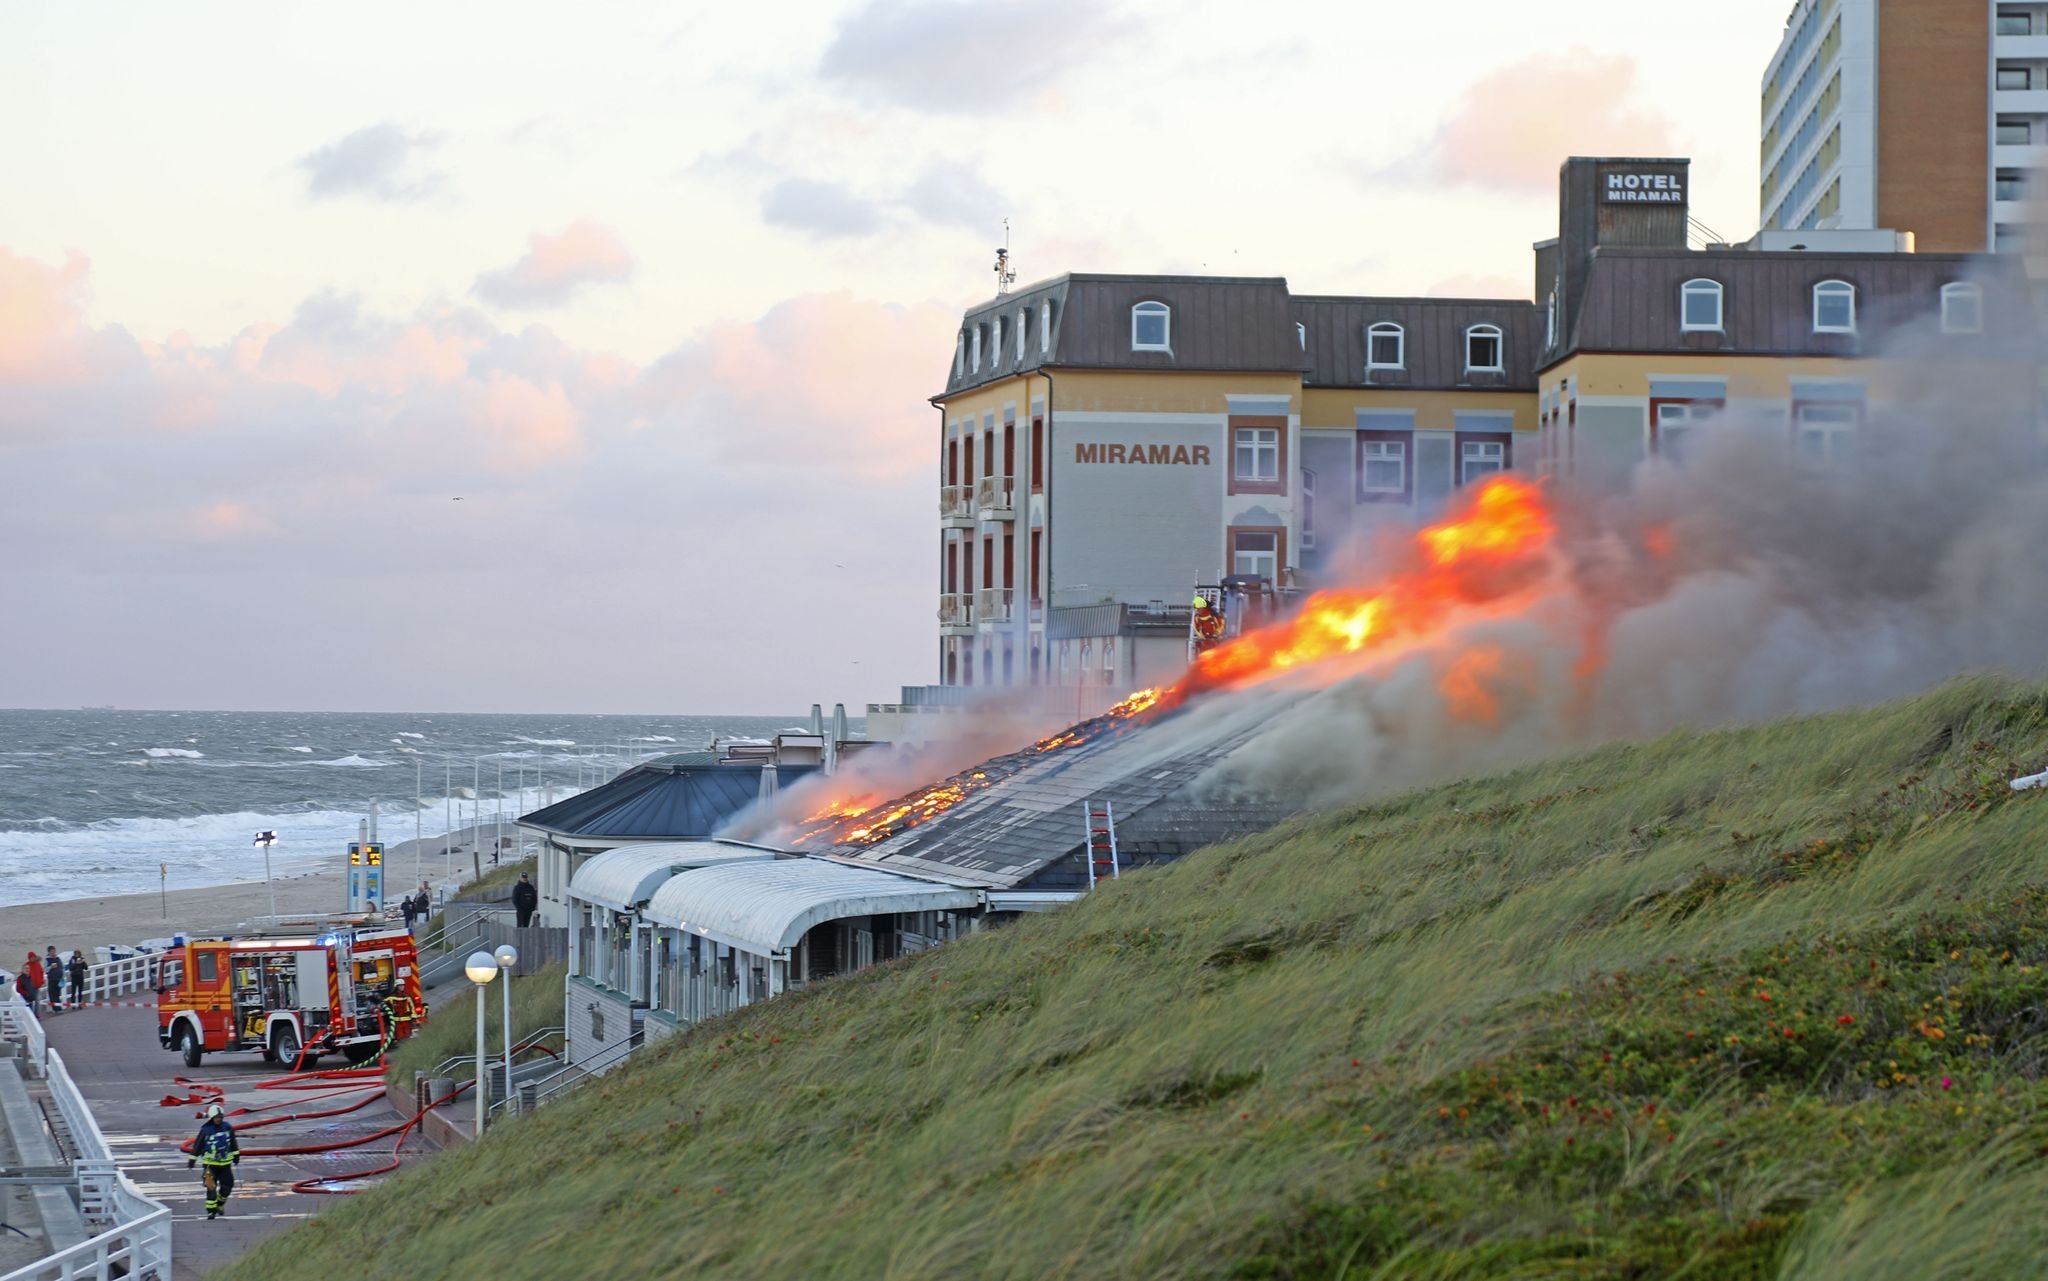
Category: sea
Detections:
[{"x1": 0, "y1": 708, "x2": 806, "y2": 909}]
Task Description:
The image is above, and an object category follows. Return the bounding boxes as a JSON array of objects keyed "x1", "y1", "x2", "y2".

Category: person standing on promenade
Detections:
[
  {"x1": 67, "y1": 950, "x2": 87, "y2": 1009},
  {"x1": 11, "y1": 963, "x2": 34, "y2": 1016},
  {"x1": 512, "y1": 873, "x2": 538, "y2": 928},
  {"x1": 401, "y1": 893, "x2": 418, "y2": 932},
  {"x1": 189, "y1": 1102, "x2": 240, "y2": 1219},
  {"x1": 20, "y1": 952, "x2": 43, "y2": 1014},
  {"x1": 42, "y1": 947, "x2": 62, "y2": 1010}
]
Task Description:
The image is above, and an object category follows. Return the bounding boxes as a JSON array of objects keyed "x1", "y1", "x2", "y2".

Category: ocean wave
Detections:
[
  {"x1": 280, "y1": 745, "x2": 315, "y2": 753},
  {"x1": 313, "y1": 755, "x2": 388, "y2": 768},
  {"x1": 140, "y1": 747, "x2": 204, "y2": 759},
  {"x1": 507, "y1": 737, "x2": 576, "y2": 747},
  {"x1": 629, "y1": 736, "x2": 678, "y2": 743},
  {"x1": 395, "y1": 732, "x2": 427, "y2": 740}
]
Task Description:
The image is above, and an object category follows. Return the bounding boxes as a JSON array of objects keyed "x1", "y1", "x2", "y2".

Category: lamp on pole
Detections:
[
  {"x1": 493, "y1": 942, "x2": 519, "y2": 1114},
  {"x1": 464, "y1": 951, "x2": 499, "y2": 1134},
  {"x1": 252, "y1": 830, "x2": 279, "y2": 924}
]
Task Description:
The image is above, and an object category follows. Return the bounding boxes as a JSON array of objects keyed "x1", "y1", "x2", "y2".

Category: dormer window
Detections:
[
  {"x1": 1366, "y1": 322, "x2": 1404, "y2": 372},
  {"x1": 1131, "y1": 301, "x2": 1171, "y2": 352},
  {"x1": 991, "y1": 317, "x2": 1004, "y2": 365},
  {"x1": 954, "y1": 332, "x2": 965, "y2": 377},
  {"x1": 1681, "y1": 279, "x2": 1724, "y2": 332},
  {"x1": 1040, "y1": 301, "x2": 1052, "y2": 353},
  {"x1": 1016, "y1": 309, "x2": 1026, "y2": 361},
  {"x1": 1940, "y1": 281, "x2": 1983, "y2": 333},
  {"x1": 1296, "y1": 321, "x2": 1306, "y2": 350},
  {"x1": 1464, "y1": 323, "x2": 1504, "y2": 373},
  {"x1": 971, "y1": 326, "x2": 982, "y2": 372},
  {"x1": 1544, "y1": 293, "x2": 1557, "y2": 348},
  {"x1": 1813, "y1": 280, "x2": 1856, "y2": 333}
]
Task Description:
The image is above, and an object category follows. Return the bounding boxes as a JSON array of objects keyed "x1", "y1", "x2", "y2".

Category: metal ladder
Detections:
[{"x1": 1082, "y1": 800, "x2": 1119, "y2": 886}]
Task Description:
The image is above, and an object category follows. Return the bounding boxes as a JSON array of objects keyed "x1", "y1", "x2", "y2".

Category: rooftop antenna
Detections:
[{"x1": 993, "y1": 218, "x2": 1017, "y2": 295}]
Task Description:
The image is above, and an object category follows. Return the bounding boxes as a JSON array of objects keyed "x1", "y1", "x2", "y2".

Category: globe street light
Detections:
[
  {"x1": 464, "y1": 951, "x2": 499, "y2": 1135},
  {"x1": 493, "y1": 943, "x2": 519, "y2": 1115}
]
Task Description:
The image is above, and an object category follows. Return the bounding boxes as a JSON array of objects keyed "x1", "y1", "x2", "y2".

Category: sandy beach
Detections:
[{"x1": 0, "y1": 823, "x2": 525, "y2": 965}]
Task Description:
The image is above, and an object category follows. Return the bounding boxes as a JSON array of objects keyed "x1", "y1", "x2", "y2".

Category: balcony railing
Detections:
[
  {"x1": 977, "y1": 587, "x2": 1015, "y2": 624},
  {"x1": 938, "y1": 594, "x2": 973, "y2": 629},
  {"x1": 975, "y1": 475, "x2": 1015, "y2": 517},
  {"x1": 940, "y1": 485, "x2": 973, "y2": 523}
]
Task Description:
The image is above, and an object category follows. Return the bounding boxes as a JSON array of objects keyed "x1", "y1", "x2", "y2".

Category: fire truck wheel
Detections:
[
  {"x1": 273, "y1": 1024, "x2": 301, "y2": 1071},
  {"x1": 178, "y1": 1026, "x2": 204, "y2": 1069}
]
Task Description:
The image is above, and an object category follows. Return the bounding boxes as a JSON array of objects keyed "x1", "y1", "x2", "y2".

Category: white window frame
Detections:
[
  {"x1": 1680, "y1": 279, "x2": 1724, "y2": 332},
  {"x1": 1039, "y1": 301, "x2": 1051, "y2": 353},
  {"x1": 1459, "y1": 440, "x2": 1505, "y2": 484},
  {"x1": 1654, "y1": 400, "x2": 1718, "y2": 457},
  {"x1": 1795, "y1": 401, "x2": 1859, "y2": 463},
  {"x1": 1231, "y1": 531, "x2": 1279, "y2": 580},
  {"x1": 1940, "y1": 282, "x2": 1983, "y2": 334},
  {"x1": 1131, "y1": 301, "x2": 1171, "y2": 352},
  {"x1": 1016, "y1": 309, "x2": 1026, "y2": 362},
  {"x1": 1544, "y1": 293, "x2": 1557, "y2": 348},
  {"x1": 1464, "y1": 323, "x2": 1505, "y2": 373},
  {"x1": 1360, "y1": 439, "x2": 1406, "y2": 494},
  {"x1": 1234, "y1": 427, "x2": 1279, "y2": 483},
  {"x1": 1366, "y1": 322, "x2": 1405, "y2": 372},
  {"x1": 970, "y1": 326, "x2": 981, "y2": 372},
  {"x1": 954, "y1": 333, "x2": 965, "y2": 377},
  {"x1": 1296, "y1": 321, "x2": 1306, "y2": 350},
  {"x1": 991, "y1": 317, "x2": 1004, "y2": 365},
  {"x1": 1812, "y1": 280, "x2": 1856, "y2": 334}
]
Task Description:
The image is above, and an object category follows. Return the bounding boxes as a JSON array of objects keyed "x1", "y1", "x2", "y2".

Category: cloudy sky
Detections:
[{"x1": 2, "y1": 0, "x2": 1796, "y2": 714}]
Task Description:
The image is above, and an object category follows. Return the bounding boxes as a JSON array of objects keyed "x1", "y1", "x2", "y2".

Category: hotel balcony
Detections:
[
  {"x1": 976, "y1": 587, "x2": 1015, "y2": 626},
  {"x1": 940, "y1": 484, "x2": 975, "y2": 528},
  {"x1": 938, "y1": 593, "x2": 973, "y2": 635},
  {"x1": 1994, "y1": 87, "x2": 2048, "y2": 116},
  {"x1": 1996, "y1": 34, "x2": 2048, "y2": 60},
  {"x1": 975, "y1": 474, "x2": 1015, "y2": 520}
]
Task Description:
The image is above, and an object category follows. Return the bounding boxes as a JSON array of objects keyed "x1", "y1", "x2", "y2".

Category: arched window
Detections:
[
  {"x1": 991, "y1": 317, "x2": 1004, "y2": 365},
  {"x1": 1040, "y1": 300, "x2": 1052, "y2": 353},
  {"x1": 1680, "y1": 279, "x2": 1724, "y2": 332},
  {"x1": 1813, "y1": 279, "x2": 1856, "y2": 333},
  {"x1": 954, "y1": 332, "x2": 965, "y2": 377},
  {"x1": 1366, "y1": 322, "x2": 1404, "y2": 372},
  {"x1": 1940, "y1": 281, "x2": 1983, "y2": 333},
  {"x1": 1131, "y1": 301, "x2": 1171, "y2": 351},
  {"x1": 1016, "y1": 309, "x2": 1026, "y2": 361},
  {"x1": 1464, "y1": 323, "x2": 1504, "y2": 372},
  {"x1": 1296, "y1": 321, "x2": 1306, "y2": 350},
  {"x1": 971, "y1": 325, "x2": 982, "y2": 372},
  {"x1": 1544, "y1": 293, "x2": 1557, "y2": 348}
]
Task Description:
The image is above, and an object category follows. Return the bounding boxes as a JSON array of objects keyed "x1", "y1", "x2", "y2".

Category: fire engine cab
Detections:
[{"x1": 155, "y1": 927, "x2": 426, "y2": 1069}]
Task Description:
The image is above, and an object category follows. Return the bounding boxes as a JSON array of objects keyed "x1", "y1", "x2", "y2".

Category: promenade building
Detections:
[
  {"x1": 908, "y1": 153, "x2": 2030, "y2": 710},
  {"x1": 1758, "y1": 0, "x2": 2025, "y2": 252}
]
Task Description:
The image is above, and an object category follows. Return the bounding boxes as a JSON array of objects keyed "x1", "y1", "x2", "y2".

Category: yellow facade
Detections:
[
  {"x1": 1541, "y1": 352, "x2": 2033, "y2": 406},
  {"x1": 1301, "y1": 387, "x2": 1536, "y2": 432}
]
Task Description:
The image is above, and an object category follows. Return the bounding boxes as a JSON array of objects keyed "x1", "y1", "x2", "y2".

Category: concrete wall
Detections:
[{"x1": 564, "y1": 974, "x2": 640, "y2": 1068}]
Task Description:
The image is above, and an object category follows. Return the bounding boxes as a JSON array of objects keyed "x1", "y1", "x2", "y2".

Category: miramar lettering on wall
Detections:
[
  {"x1": 1602, "y1": 171, "x2": 1686, "y2": 204},
  {"x1": 1075, "y1": 443, "x2": 1213, "y2": 465}
]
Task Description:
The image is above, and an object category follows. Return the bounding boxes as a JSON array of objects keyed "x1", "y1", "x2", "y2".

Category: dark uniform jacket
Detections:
[{"x1": 195, "y1": 1118, "x2": 239, "y2": 1166}]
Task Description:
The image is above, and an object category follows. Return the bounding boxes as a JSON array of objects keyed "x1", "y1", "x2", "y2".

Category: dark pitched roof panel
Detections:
[
  {"x1": 1293, "y1": 296, "x2": 1543, "y2": 391},
  {"x1": 522, "y1": 763, "x2": 821, "y2": 840},
  {"x1": 1561, "y1": 250, "x2": 2032, "y2": 362}
]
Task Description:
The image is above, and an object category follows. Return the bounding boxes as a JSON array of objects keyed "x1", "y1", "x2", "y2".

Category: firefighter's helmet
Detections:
[
  {"x1": 206, "y1": 1102, "x2": 225, "y2": 1121},
  {"x1": 1192, "y1": 595, "x2": 1210, "y2": 610}
]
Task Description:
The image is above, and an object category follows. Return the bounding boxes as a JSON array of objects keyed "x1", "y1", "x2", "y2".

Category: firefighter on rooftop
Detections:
[
  {"x1": 189, "y1": 1101, "x2": 240, "y2": 1219},
  {"x1": 1191, "y1": 594, "x2": 1225, "y2": 651}
]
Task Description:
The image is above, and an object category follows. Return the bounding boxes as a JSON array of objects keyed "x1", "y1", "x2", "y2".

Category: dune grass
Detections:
[
  {"x1": 221, "y1": 676, "x2": 2048, "y2": 1280},
  {"x1": 385, "y1": 960, "x2": 566, "y2": 1087}
]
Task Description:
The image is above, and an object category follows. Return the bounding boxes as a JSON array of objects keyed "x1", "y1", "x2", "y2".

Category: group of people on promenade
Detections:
[{"x1": 11, "y1": 945, "x2": 89, "y2": 1016}]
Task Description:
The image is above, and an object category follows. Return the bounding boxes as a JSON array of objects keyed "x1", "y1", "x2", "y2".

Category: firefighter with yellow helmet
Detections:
[{"x1": 1191, "y1": 593, "x2": 1226, "y2": 651}]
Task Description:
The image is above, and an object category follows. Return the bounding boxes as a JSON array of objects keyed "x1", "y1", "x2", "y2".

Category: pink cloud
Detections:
[
  {"x1": 1418, "y1": 50, "x2": 1679, "y2": 194},
  {"x1": 472, "y1": 220, "x2": 635, "y2": 309}
]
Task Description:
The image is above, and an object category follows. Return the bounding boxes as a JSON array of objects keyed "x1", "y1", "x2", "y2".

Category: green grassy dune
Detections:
[{"x1": 222, "y1": 677, "x2": 2048, "y2": 1280}]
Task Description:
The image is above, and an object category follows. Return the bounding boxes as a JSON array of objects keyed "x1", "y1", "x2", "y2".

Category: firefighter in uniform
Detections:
[
  {"x1": 1191, "y1": 594, "x2": 1226, "y2": 652},
  {"x1": 190, "y1": 1101, "x2": 240, "y2": 1218}
]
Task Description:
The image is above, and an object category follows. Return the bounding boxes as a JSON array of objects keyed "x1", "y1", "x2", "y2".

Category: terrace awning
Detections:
[
  {"x1": 566, "y1": 842, "x2": 776, "y2": 913},
  {"x1": 643, "y1": 858, "x2": 978, "y2": 955}
]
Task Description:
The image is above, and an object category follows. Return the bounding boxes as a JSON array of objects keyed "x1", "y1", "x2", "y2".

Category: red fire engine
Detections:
[{"x1": 155, "y1": 927, "x2": 426, "y2": 1069}]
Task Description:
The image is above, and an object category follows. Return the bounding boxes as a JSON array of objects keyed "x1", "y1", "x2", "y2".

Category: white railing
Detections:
[
  {"x1": 0, "y1": 992, "x2": 174, "y2": 1281},
  {"x1": 977, "y1": 586, "x2": 1015, "y2": 624},
  {"x1": 975, "y1": 474, "x2": 1015, "y2": 515},
  {"x1": 78, "y1": 954, "x2": 158, "y2": 1006},
  {"x1": 0, "y1": 988, "x2": 47, "y2": 1070},
  {"x1": 0, "y1": 1178, "x2": 171, "y2": 1281}
]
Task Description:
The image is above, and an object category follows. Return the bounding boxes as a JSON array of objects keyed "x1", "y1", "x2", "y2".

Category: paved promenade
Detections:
[{"x1": 38, "y1": 1006, "x2": 425, "y2": 1279}]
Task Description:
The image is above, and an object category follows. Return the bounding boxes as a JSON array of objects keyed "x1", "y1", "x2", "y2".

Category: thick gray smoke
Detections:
[{"x1": 1205, "y1": 305, "x2": 2048, "y2": 804}]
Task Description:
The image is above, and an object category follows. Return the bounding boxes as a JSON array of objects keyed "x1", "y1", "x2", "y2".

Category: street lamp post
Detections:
[
  {"x1": 494, "y1": 943, "x2": 519, "y2": 1114},
  {"x1": 464, "y1": 951, "x2": 499, "y2": 1135},
  {"x1": 252, "y1": 830, "x2": 279, "y2": 924}
]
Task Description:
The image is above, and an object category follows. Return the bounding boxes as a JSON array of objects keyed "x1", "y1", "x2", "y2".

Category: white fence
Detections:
[
  {"x1": 0, "y1": 992, "x2": 173, "y2": 1281},
  {"x1": 76, "y1": 954, "x2": 158, "y2": 1006}
]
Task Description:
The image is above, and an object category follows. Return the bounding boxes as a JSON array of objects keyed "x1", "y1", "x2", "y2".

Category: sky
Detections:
[{"x1": 0, "y1": 0, "x2": 1802, "y2": 714}]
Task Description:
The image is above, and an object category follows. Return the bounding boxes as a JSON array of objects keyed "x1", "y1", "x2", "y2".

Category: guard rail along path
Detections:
[{"x1": 0, "y1": 990, "x2": 172, "y2": 1281}]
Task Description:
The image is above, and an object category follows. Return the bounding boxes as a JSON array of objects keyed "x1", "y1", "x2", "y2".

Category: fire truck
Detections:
[{"x1": 154, "y1": 927, "x2": 426, "y2": 1069}]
